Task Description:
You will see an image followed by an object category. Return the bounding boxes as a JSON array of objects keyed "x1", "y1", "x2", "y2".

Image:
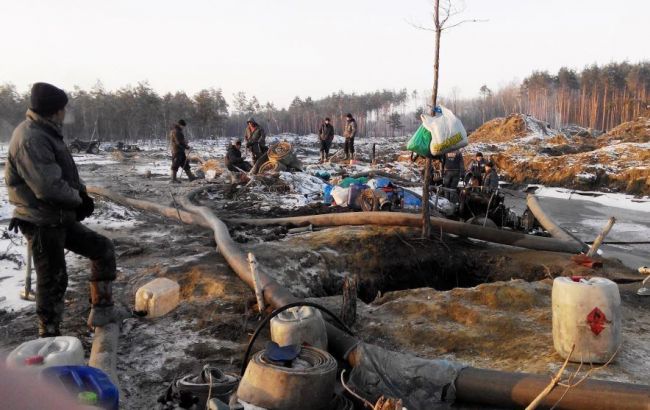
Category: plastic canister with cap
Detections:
[
  {"x1": 552, "y1": 276, "x2": 621, "y2": 363},
  {"x1": 270, "y1": 306, "x2": 328, "y2": 350},
  {"x1": 135, "y1": 277, "x2": 180, "y2": 318},
  {"x1": 5, "y1": 336, "x2": 84, "y2": 369},
  {"x1": 40, "y1": 365, "x2": 119, "y2": 410}
]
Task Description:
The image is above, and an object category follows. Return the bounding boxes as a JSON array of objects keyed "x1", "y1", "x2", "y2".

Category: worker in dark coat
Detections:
[
  {"x1": 244, "y1": 117, "x2": 267, "y2": 162},
  {"x1": 467, "y1": 152, "x2": 487, "y2": 185},
  {"x1": 4, "y1": 83, "x2": 119, "y2": 337},
  {"x1": 442, "y1": 150, "x2": 464, "y2": 189},
  {"x1": 483, "y1": 161, "x2": 500, "y2": 190},
  {"x1": 225, "y1": 140, "x2": 252, "y2": 172},
  {"x1": 343, "y1": 113, "x2": 357, "y2": 160},
  {"x1": 169, "y1": 119, "x2": 195, "y2": 183},
  {"x1": 318, "y1": 117, "x2": 335, "y2": 162}
]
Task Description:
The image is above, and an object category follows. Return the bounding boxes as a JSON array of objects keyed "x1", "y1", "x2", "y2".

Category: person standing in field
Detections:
[
  {"x1": 244, "y1": 117, "x2": 267, "y2": 163},
  {"x1": 343, "y1": 113, "x2": 357, "y2": 160},
  {"x1": 4, "y1": 82, "x2": 121, "y2": 337},
  {"x1": 318, "y1": 117, "x2": 335, "y2": 162},
  {"x1": 442, "y1": 150, "x2": 464, "y2": 189},
  {"x1": 169, "y1": 119, "x2": 196, "y2": 183}
]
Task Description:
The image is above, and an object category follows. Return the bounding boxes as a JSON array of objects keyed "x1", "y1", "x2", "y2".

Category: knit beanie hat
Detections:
[{"x1": 30, "y1": 82, "x2": 68, "y2": 116}]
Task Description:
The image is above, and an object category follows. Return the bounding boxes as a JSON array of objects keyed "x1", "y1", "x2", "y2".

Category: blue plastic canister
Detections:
[
  {"x1": 322, "y1": 184, "x2": 334, "y2": 205},
  {"x1": 40, "y1": 366, "x2": 119, "y2": 410},
  {"x1": 402, "y1": 190, "x2": 422, "y2": 208}
]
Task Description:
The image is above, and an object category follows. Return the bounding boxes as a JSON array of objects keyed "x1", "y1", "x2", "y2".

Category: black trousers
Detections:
[
  {"x1": 249, "y1": 144, "x2": 268, "y2": 163},
  {"x1": 19, "y1": 221, "x2": 116, "y2": 328},
  {"x1": 320, "y1": 139, "x2": 332, "y2": 156},
  {"x1": 344, "y1": 137, "x2": 355, "y2": 156},
  {"x1": 171, "y1": 151, "x2": 191, "y2": 173}
]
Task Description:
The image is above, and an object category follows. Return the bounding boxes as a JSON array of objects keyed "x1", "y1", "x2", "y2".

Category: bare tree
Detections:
[{"x1": 416, "y1": 0, "x2": 486, "y2": 238}]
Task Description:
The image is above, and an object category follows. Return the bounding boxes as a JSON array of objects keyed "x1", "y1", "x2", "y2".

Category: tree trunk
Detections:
[{"x1": 423, "y1": 0, "x2": 441, "y2": 239}]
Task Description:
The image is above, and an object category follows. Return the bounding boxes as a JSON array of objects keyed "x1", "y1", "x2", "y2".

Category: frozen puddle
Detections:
[{"x1": 533, "y1": 186, "x2": 650, "y2": 212}]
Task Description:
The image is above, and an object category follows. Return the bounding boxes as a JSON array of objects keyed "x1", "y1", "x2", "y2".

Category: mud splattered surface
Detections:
[{"x1": 0, "y1": 136, "x2": 648, "y2": 409}]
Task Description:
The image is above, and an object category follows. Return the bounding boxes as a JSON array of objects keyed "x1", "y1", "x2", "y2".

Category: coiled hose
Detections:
[{"x1": 240, "y1": 301, "x2": 355, "y2": 376}]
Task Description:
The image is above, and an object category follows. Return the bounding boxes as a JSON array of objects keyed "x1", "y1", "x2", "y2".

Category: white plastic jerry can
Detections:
[
  {"x1": 552, "y1": 277, "x2": 621, "y2": 363},
  {"x1": 270, "y1": 306, "x2": 328, "y2": 350},
  {"x1": 135, "y1": 277, "x2": 180, "y2": 318},
  {"x1": 6, "y1": 336, "x2": 85, "y2": 369}
]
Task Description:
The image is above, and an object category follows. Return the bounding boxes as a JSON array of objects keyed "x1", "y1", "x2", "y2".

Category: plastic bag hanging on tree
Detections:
[
  {"x1": 421, "y1": 105, "x2": 468, "y2": 155},
  {"x1": 406, "y1": 125, "x2": 432, "y2": 157}
]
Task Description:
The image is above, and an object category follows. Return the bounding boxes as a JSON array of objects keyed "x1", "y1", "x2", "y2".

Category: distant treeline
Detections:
[
  {"x1": 0, "y1": 61, "x2": 647, "y2": 142},
  {"x1": 444, "y1": 61, "x2": 650, "y2": 131}
]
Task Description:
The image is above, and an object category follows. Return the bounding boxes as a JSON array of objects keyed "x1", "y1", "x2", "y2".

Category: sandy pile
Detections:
[{"x1": 467, "y1": 115, "x2": 650, "y2": 195}]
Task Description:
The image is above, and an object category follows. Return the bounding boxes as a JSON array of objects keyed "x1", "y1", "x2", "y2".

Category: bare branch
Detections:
[
  {"x1": 405, "y1": 17, "x2": 436, "y2": 32},
  {"x1": 439, "y1": 0, "x2": 453, "y2": 27},
  {"x1": 441, "y1": 18, "x2": 488, "y2": 31}
]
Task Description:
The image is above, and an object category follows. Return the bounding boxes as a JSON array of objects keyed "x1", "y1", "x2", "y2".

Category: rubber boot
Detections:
[
  {"x1": 38, "y1": 322, "x2": 61, "y2": 338},
  {"x1": 38, "y1": 300, "x2": 64, "y2": 337},
  {"x1": 88, "y1": 281, "x2": 118, "y2": 329},
  {"x1": 171, "y1": 169, "x2": 181, "y2": 183},
  {"x1": 185, "y1": 168, "x2": 197, "y2": 182}
]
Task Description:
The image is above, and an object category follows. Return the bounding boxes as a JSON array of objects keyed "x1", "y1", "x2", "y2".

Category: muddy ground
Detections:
[{"x1": 0, "y1": 137, "x2": 649, "y2": 409}]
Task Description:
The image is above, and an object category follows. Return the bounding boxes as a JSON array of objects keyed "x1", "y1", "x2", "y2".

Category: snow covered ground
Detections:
[
  {"x1": 534, "y1": 186, "x2": 650, "y2": 212},
  {"x1": 1, "y1": 135, "x2": 649, "y2": 313}
]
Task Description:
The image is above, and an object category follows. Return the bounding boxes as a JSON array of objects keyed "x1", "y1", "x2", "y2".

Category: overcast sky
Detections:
[{"x1": 0, "y1": 0, "x2": 647, "y2": 108}]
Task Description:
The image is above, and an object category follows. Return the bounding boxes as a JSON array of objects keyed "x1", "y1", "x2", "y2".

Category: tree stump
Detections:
[{"x1": 341, "y1": 275, "x2": 358, "y2": 327}]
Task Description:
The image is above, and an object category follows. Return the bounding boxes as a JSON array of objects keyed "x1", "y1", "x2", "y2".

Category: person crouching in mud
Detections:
[
  {"x1": 5, "y1": 82, "x2": 122, "y2": 337},
  {"x1": 225, "y1": 140, "x2": 252, "y2": 172},
  {"x1": 169, "y1": 119, "x2": 196, "y2": 183}
]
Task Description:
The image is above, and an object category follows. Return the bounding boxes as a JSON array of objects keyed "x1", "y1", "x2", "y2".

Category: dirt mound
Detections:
[
  {"x1": 598, "y1": 117, "x2": 650, "y2": 146},
  {"x1": 468, "y1": 115, "x2": 650, "y2": 194},
  {"x1": 308, "y1": 280, "x2": 650, "y2": 382},
  {"x1": 469, "y1": 114, "x2": 554, "y2": 143},
  {"x1": 492, "y1": 140, "x2": 650, "y2": 195}
]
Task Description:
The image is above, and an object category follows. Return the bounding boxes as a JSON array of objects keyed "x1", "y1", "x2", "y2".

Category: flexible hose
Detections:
[{"x1": 240, "y1": 301, "x2": 355, "y2": 377}]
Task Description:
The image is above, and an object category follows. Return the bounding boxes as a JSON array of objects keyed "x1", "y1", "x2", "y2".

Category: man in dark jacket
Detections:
[
  {"x1": 169, "y1": 119, "x2": 195, "y2": 183},
  {"x1": 318, "y1": 117, "x2": 335, "y2": 162},
  {"x1": 442, "y1": 150, "x2": 465, "y2": 189},
  {"x1": 4, "y1": 83, "x2": 118, "y2": 337},
  {"x1": 467, "y1": 152, "x2": 487, "y2": 185},
  {"x1": 343, "y1": 113, "x2": 357, "y2": 160},
  {"x1": 483, "y1": 161, "x2": 500, "y2": 190},
  {"x1": 244, "y1": 117, "x2": 267, "y2": 162},
  {"x1": 225, "y1": 140, "x2": 252, "y2": 172}
]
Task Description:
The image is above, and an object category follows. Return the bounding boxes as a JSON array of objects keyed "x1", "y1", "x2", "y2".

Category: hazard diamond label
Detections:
[{"x1": 586, "y1": 307, "x2": 607, "y2": 335}]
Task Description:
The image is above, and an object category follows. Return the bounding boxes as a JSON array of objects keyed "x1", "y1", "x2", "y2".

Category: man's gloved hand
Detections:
[
  {"x1": 76, "y1": 191, "x2": 95, "y2": 221},
  {"x1": 7, "y1": 218, "x2": 20, "y2": 233}
]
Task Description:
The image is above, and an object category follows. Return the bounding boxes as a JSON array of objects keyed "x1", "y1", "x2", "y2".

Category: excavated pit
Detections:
[{"x1": 244, "y1": 224, "x2": 640, "y2": 304}]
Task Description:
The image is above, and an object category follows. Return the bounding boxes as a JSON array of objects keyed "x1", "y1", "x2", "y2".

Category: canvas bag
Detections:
[{"x1": 422, "y1": 106, "x2": 468, "y2": 155}]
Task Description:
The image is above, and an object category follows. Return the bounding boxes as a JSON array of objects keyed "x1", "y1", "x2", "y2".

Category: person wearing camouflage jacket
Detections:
[
  {"x1": 343, "y1": 113, "x2": 357, "y2": 159},
  {"x1": 4, "y1": 83, "x2": 118, "y2": 337},
  {"x1": 244, "y1": 117, "x2": 267, "y2": 162}
]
